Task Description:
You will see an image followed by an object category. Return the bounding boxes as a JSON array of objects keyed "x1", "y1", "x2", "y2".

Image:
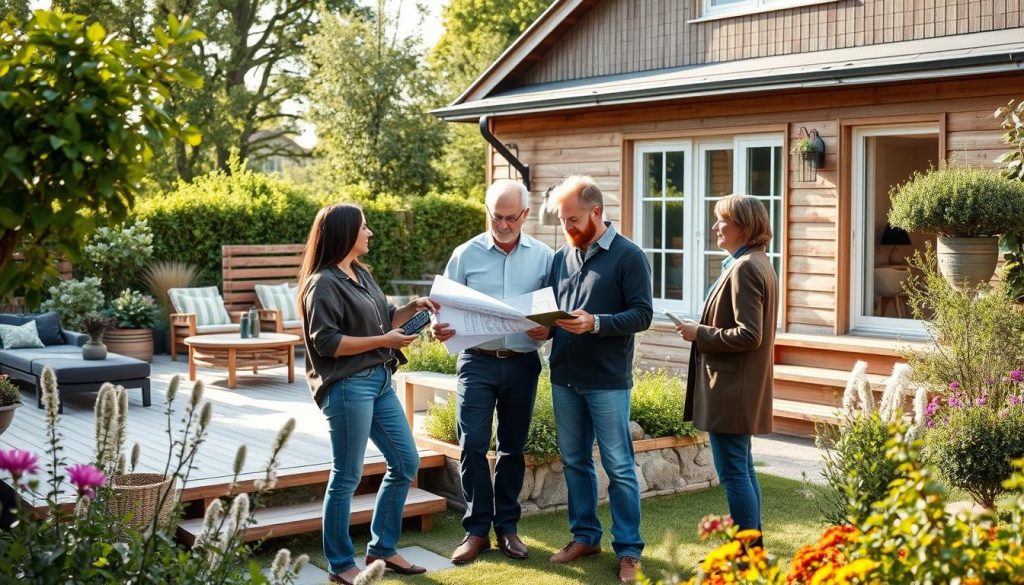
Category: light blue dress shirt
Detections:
[
  {"x1": 443, "y1": 231, "x2": 554, "y2": 352},
  {"x1": 705, "y1": 245, "x2": 750, "y2": 301}
]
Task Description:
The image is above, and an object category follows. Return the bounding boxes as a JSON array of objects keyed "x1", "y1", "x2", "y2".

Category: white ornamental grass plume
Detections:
[
  {"x1": 354, "y1": 560, "x2": 386, "y2": 585},
  {"x1": 842, "y1": 361, "x2": 869, "y2": 419},
  {"x1": 218, "y1": 492, "x2": 250, "y2": 551},
  {"x1": 41, "y1": 366, "x2": 60, "y2": 424},
  {"x1": 270, "y1": 548, "x2": 291, "y2": 583},
  {"x1": 255, "y1": 418, "x2": 295, "y2": 491},
  {"x1": 856, "y1": 367, "x2": 875, "y2": 415},
  {"x1": 94, "y1": 383, "x2": 121, "y2": 471},
  {"x1": 292, "y1": 554, "x2": 309, "y2": 577},
  {"x1": 130, "y1": 442, "x2": 141, "y2": 471},
  {"x1": 166, "y1": 374, "x2": 180, "y2": 404},
  {"x1": 192, "y1": 498, "x2": 224, "y2": 551},
  {"x1": 907, "y1": 386, "x2": 929, "y2": 443},
  {"x1": 879, "y1": 363, "x2": 913, "y2": 423}
]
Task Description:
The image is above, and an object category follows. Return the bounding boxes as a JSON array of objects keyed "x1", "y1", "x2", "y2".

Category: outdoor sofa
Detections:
[{"x1": 0, "y1": 312, "x2": 151, "y2": 411}]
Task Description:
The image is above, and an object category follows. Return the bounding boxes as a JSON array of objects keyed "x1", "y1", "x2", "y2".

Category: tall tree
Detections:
[
  {"x1": 0, "y1": 10, "x2": 202, "y2": 305},
  {"x1": 53, "y1": 0, "x2": 357, "y2": 184},
  {"x1": 305, "y1": 0, "x2": 444, "y2": 197},
  {"x1": 429, "y1": 0, "x2": 552, "y2": 196}
]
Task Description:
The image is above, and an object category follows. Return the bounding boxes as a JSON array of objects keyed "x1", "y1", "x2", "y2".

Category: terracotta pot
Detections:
[
  {"x1": 936, "y1": 236, "x2": 999, "y2": 291},
  {"x1": 0, "y1": 403, "x2": 19, "y2": 435},
  {"x1": 105, "y1": 328, "x2": 154, "y2": 362}
]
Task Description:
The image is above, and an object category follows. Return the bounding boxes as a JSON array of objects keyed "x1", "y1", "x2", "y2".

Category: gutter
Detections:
[
  {"x1": 478, "y1": 116, "x2": 530, "y2": 189},
  {"x1": 434, "y1": 51, "x2": 1024, "y2": 122}
]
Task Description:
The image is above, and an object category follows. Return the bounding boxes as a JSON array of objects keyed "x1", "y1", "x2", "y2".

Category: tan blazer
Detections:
[{"x1": 683, "y1": 250, "x2": 778, "y2": 435}]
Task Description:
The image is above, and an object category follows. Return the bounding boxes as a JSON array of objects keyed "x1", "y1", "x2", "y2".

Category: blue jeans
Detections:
[
  {"x1": 708, "y1": 432, "x2": 762, "y2": 531},
  {"x1": 456, "y1": 351, "x2": 541, "y2": 536},
  {"x1": 551, "y1": 384, "x2": 644, "y2": 560},
  {"x1": 320, "y1": 365, "x2": 420, "y2": 573}
]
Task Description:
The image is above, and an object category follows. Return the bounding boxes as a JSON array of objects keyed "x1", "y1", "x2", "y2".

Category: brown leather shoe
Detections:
[
  {"x1": 451, "y1": 534, "x2": 491, "y2": 565},
  {"x1": 618, "y1": 556, "x2": 640, "y2": 583},
  {"x1": 328, "y1": 573, "x2": 353, "y2": 585},
  {"x1": 497, "y1": 533, "x2": 528, "y2": 559},
  {"x1": 549, "y1": 541, "x2": 601, "y2": 564},
  {"x1": 365, "y1": 554, "x2": 427, "y2": 575}
]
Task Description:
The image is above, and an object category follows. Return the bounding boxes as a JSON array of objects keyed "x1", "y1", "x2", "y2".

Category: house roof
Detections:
[{"x1": 435, "y1": 28, "x2": 1024, "y2": 121}]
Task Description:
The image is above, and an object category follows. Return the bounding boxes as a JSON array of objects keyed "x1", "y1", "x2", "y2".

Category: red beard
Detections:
[{"x1": 564, "y1": 215, "x2": 598, "y2": 249}]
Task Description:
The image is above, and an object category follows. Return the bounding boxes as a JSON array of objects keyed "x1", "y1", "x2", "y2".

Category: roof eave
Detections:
[{"x1": 434, "y1": 52, "x2": 1024, "y2": 122}]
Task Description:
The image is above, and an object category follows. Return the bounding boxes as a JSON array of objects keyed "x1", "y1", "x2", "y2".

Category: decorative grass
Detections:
[{"x1": 260, "y1": 473, "x2": 827, "y2": 584}]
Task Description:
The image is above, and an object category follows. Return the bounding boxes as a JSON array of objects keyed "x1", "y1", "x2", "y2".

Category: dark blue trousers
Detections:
[{"x1": 455, "y1": 350, "x2": 541, "y2": 537}]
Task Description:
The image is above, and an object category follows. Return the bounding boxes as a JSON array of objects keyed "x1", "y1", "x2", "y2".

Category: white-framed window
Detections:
[
  {"x1": 634, "y1": 135, "x2": 784, "y2": 317},
  {"x1": 701, "y1": 0, "x2": 838, "y2": 20}
]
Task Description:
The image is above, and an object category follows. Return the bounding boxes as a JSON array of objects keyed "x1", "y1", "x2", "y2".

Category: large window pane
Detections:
[
  {"x1": 644, "y1": 153, "x2": 663, "y2": 198},
  {"x1": 705, "y1": 150, "x2": 733, "y2": 197},
  {"x1": 665, "y1": 252, "x2": 684, "y2": 300},
  {"x1": 647, "y1": 251, "x2": 663, "y2": 299},
  {"x1": 642, "y1": 200, "x2": 663, "y2": 249},
  {"x1": 666, "y1": 151, "x2": 686, "y2": 197},
  {"x1": 746, "y1": 146, "x2": 773, "y2": 196},
  {"x1": 704, "y1": 199, "x2": 722, "y2": 250},
  {"x1": 665, "y1": 201, "x2": 685, "y2": 251}
]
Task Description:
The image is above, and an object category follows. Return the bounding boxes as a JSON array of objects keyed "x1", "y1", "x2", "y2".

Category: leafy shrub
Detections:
[
  {"x1": 40, "y1": 277, "x2": 104, "y2": 331},
  {"x1": 79, "y1": 313, "x2": 117, "y2": 342},
  {"x1": 403, "y1": 338, "x2": 457, "y2": 374},
  {"x1": 996, "y1": 99, "x2": 1024, "y2": 300},
  {"x1": 81, "y1": 221, "x2": 154, "y2": 300},
  {"x1": 422, "y1": 398, "x2": 459, "y2": 446},
  {"x1": 142, "y1": 260, "x2": 198, "y2": 323},
  {"x1": 888, "y1": 165, "x2": 1024, "y2": 237},
  {"x1": 631, "y1": 369, "x2": 698, "y2": 438},
  {"x1": 525, "y1": 377, "x2": 559, "y2": 461},
  {"x1": 902, "y1": 247, "x2": 1024, "y2": 405},
  {"x1": 131, "y1": 163, "x2": 323, "y2": 287},
  {"x1": 924, "y1": 395, "x2": 1024, "y2": 509},
  {"x1": 407, "y1": 193, "x2": 486, "y2": 276},
  {"x1": 0, "y1": 374, "x2": 20, "y2": 406},
  {"x1": 360, "y1": 193, "x2": 411, "y2": 284},
  {"x1": 106, "y1": 289, "x2": 160, "y2": 329}
]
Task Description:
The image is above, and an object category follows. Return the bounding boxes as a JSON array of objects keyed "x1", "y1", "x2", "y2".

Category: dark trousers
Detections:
[{"x1": 455, "y1": 350, "x2": 541, "y2": 537}]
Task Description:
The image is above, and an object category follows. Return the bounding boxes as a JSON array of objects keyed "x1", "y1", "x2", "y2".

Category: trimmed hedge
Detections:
[{"x1": 129, "y1": 168, "x2": 486, "y2": 289}]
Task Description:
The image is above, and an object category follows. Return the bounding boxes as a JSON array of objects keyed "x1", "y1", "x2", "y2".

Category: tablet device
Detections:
[{"x1": 399, "y1": 310, "x2": 432, "y2": 335}]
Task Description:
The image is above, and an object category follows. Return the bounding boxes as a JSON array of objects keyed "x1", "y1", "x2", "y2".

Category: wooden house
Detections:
[{"x1": 433, "y1": 0, "x2": 1024, "y2": 436}]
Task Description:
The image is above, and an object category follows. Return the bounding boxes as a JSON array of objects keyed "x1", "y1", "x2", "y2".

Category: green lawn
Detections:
[{"x1": 262, "y1": 474, "x2": 827, "y2": 585}]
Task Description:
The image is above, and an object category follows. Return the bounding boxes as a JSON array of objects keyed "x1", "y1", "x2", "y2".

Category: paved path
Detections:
[{"x1": 751, "y1": 433, "x2": 826, "y2": 485}]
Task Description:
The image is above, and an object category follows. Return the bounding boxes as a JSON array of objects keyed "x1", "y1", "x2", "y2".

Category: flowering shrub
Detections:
[
  {"x1": 40, "y1": 277, "x2": 105, "y2": 331},
  {"x1": 923, "y1": 384, "x2": 1024, "y2": 509},
  {"x1": 0, "y1": 373, "x2": 20, "y2": 406},
  {"x1": 106, "y1": 288, "x2": 161, "y2": 329},
  {"x1": 81, "y1": 220, "x2": 154, "y2": 300},
  {"x1": 0, "y1": 368, "x2": 307, "y2": 584}
]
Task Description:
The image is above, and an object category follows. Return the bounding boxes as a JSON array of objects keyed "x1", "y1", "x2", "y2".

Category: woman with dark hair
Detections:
[
  {"x1": 676, "y1": 194, "x2": 778, "y2": 546},
  {"x1": 299, "y1": 203, "x2": 436, "y2": 584}
]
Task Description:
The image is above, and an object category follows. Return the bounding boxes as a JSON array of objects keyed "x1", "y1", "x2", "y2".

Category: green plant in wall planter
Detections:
[{"x1": 888, "y1": 165, "x2": 1024, "y2": 290}]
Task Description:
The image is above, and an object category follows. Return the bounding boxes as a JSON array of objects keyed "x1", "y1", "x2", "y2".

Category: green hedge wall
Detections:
[{"x1": 129, "y1": 169, "x2": 485, "y2": 289}]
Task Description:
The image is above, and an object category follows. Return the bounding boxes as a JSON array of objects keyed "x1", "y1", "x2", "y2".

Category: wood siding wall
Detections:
[
  {"x1": 517, "y1": 0, "x2": 1023, "y2": 86},
  {"x1": 490, "y1": 74, "x2": 1024, "y2": 372}
]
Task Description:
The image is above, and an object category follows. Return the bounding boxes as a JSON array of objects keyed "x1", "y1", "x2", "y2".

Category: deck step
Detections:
[
  {"x1": 772, "y1": 398, "x2": 842, "y2": 438},
  {"x1": 178, "y1": 450, "x2": 446, "y2": 505},
  {"x1": 774, "y1": 364, "x2": 888, "y2": 390},
  {"x1": 176, "y1": 487, "x2": 447, "y2": 545}
]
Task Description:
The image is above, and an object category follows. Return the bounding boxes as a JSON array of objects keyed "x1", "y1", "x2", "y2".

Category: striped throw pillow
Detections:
[
  {"x1": 255, "y1": 283, "x2": 300, "y2": 322},
  {"x1": 168, "y1": 287, "x2": 231, "y2": 326}
]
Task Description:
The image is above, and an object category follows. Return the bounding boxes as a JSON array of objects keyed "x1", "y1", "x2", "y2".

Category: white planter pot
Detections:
[{"x1": 936, "y1": 236, "x2": 999, "y2": 291}]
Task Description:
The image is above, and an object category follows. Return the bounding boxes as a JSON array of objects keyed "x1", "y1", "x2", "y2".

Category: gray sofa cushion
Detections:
[
  {"x1": 0, "y1": 345, "x2": 149, "y2": 383},
  {"x1": 0, "y1": 312, "x2": 64, "y2": 346}
]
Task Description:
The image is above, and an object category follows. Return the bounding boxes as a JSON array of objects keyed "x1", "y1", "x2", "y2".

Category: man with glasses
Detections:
[{"x1": 432, "y1": 179, "x2": 554, "y2": 565}]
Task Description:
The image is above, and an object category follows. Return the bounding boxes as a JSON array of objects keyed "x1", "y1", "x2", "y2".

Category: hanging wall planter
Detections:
[{"x1": 792, "y1": 128, "x2": 825, "y2": 181}]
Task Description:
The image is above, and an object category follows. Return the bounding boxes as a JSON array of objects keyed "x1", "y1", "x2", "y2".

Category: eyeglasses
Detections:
[{"x1": 490, "y1": 209, "x2": 527, "y2": 225}]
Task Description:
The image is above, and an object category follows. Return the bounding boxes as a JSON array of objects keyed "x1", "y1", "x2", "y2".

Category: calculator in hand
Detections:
[{"x1": 399, "y1": 310, "x2": 432, "y2": 335}]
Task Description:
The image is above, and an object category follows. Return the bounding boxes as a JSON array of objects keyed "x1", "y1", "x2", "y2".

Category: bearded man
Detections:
[{"x1": 542, "y1": 175, "x2": 653, "y2": 584}]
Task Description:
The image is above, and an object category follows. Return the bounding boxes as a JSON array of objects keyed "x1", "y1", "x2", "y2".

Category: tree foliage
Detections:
[
  {"x1": 52, "y1": 0, "x2": 358, "y2": 185},
  {"x1": 429, "y1": 0, "x2": 552, "y2": 196},
  {"x1": 305, "y1": 1, "x2": 444, "y2": 197},
  {"x1": 0, "y1": 9, "x2": 203, "y2": 306}
]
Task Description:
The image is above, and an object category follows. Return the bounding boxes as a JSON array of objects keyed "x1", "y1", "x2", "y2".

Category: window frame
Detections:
[{"x1": 696, "y1": 0, "x2": 840, "y2": 22}]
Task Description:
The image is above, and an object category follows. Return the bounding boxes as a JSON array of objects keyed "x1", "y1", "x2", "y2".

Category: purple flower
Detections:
[
  {"x1": 926, "y1": 419, "x2": 936, "y2": 428},
  {"x1": 1010, "y1": 395, "x2": 1022, "y2": 406},
  {"x1": 976, "y1": 392, "x2": 988, "y2": 407},
  {"x1": 0, "y1": 449, "x2": 38, "y2": 483},
  {"x1": 1011, "y1": 369, "x2": 1024, "y2": 383},
  {"x1": 926, "y1": 396, "x2": 941, "y2": 416},
  {"x1": 948, "y1": 381, "x2": 960, "y2": 392},
  {"x1": 947, "y1": 396, "x2": 962, "y2": 408},
  {"x1": 66, "y1": 464, "x2": 106, "y2": 498}
]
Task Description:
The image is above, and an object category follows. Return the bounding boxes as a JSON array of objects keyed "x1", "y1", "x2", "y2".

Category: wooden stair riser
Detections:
[{"x1": 775, "y1": 345, "x2": 903, "y2": 375}]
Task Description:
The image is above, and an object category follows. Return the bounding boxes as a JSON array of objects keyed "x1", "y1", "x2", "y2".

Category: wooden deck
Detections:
[{"x1": 0, "y1": 353, "x2": 444, "y2": 508}]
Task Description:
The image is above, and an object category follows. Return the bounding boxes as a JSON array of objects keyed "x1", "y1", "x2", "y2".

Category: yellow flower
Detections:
[{"x1": 735, "y1": 529, "x2": 762, "y2": 544}]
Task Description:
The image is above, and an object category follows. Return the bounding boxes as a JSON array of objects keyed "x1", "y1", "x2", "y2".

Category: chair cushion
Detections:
[
  {"x1": 0, "y1": 312, "x2": 64, "y2": 346},
  {"x1": 0, "y1": 320, "x2": 45, "y2": 349},
  {"x1": 255, "y1": 283, "x2": 300, "y2": 322},
  {"x1": 0, "y1": 345, "x2": 82, "y2": 372},
  {"x1": 168, "y1": 287, "x2": 231, "y2": 326},
  {"x1": 282, "y1": 319, "x2": 302, "y2": 329},
  {"x1": 194, "y1": 324, "x2": 241, "y2": 334}
]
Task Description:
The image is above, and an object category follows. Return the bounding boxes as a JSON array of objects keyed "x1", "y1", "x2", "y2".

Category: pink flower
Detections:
[
  {"x1": 948, "y1": 381, "x2": 960, "y2": 391},
  {"x1": 1011, "y1": 369, "x2": 1024, "y2": 383},
  {"x1": 0, "y1": 449, "x2": 38, "y2": 483},
  {"x1": 926, "y1": 396, "x2": 941, "y2": 416},
  {"x1": 66, "y1": 464, "x2": 106, "y2": 498},
  {"x1": 1010, "y1": 395, "x2": 1022, "y2": 406},
  {"x1": 976, "y1": 393, "x2": 988, "y2": 406},
  {"x1": 947, "y1": 396, "x2": 962, "y2": 408},
  {"x1": 698, "y1": 514, "x2": 733, "y2": 540}
]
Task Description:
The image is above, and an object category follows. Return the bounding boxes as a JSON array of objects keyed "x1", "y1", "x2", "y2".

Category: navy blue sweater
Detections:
[{"x1": 547, "y1": 229, "x2": 653, "y2": 390}]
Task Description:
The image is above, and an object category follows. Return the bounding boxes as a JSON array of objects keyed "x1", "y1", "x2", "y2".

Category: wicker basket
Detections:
[{"x1": 109, "y1": 473, "x2": 178, "y2": 535}]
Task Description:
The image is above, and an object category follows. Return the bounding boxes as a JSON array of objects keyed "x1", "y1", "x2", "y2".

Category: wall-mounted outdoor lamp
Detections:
[{"x1": 793, "y1": 127, "x2": 826, "y2": 181}]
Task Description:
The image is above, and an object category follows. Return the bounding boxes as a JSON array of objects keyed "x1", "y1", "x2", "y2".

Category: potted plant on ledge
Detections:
[
  {"x1": 104, "y1": 289, "x2": 160, "y2": 362},
  {"x1": 888, "y1": 165, "x2": 1024, "y2": 290},
  {"x1": 80, "y1": 313, "x2": 116, "y2": 360},
  {"x1": 0, "y1": 374, "x2": 21, "y2": 435}
]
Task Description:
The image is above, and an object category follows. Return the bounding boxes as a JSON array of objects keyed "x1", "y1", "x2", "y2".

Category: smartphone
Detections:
[
  {"x1": 660, "y1": 309, "x2": 686, "y2": 326},
  {"x1": 399, "y1": 310, "x2": 432, "y2": 335}
]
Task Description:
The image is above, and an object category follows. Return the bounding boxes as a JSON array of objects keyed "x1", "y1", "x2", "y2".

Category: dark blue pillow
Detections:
[{"x1": 0, "y1": 312, "x2": 64, "y2": 346}]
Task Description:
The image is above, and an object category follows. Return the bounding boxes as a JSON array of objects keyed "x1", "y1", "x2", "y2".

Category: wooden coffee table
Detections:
[{"x1": 184, "y1": 333, "x2": 300, "y2": 389}]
